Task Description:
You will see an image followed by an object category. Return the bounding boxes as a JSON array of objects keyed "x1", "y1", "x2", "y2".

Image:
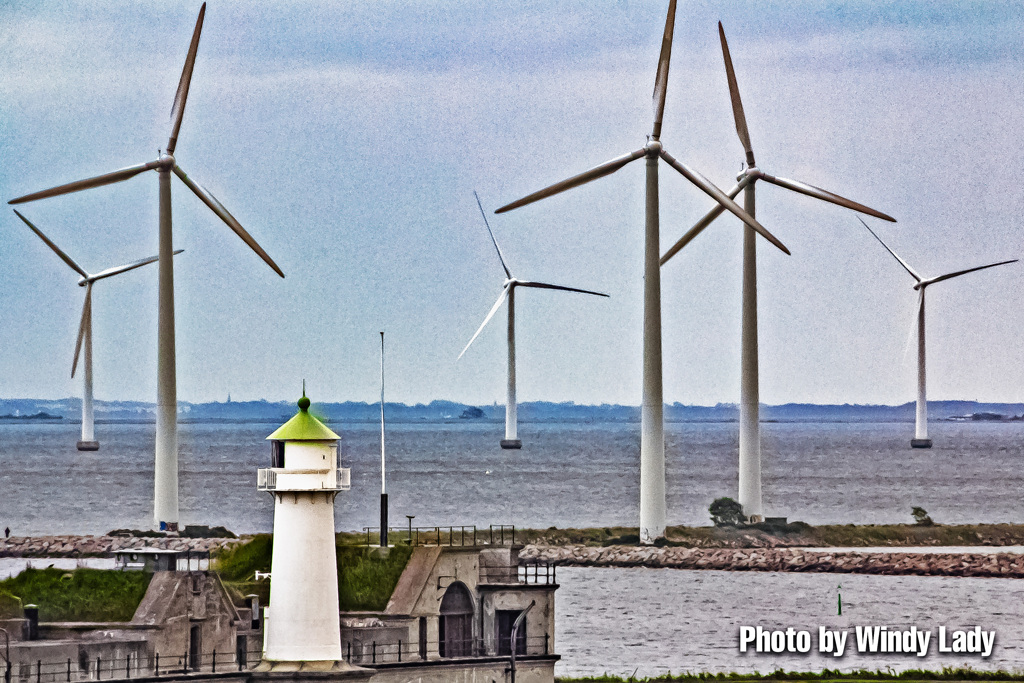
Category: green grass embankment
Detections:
[
  {"x1": 215, "y1": 534, "x2": 413, "y2": 611},
  {"x1": 556, "y1": 668, "x2": 1024, "y2": 682},
  {"x1": 0, "y1": 568, "x2": 151, "y2": 621},
  {"x1": 515, "y1": 523, "x2": 1024, "y2": 549}
]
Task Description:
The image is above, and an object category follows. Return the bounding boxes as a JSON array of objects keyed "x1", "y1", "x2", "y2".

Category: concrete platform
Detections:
[
  {"x1": 500, "y1": 439, "x2": 522, "y2": 449},
  {"x1": 911, "y1": 438, "x2": 932, "y2": 449},
  {"x1": 77, "y1": 440, "x2": 99, "y2": 451}
]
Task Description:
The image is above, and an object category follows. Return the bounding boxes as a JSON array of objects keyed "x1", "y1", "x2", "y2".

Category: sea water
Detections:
[
  {"x1": 1, "y1": 420, "x2": 1022, "y2": 535},
  {"x1": 556, "y1": 567, "x2": 1024, "y2": 677}
]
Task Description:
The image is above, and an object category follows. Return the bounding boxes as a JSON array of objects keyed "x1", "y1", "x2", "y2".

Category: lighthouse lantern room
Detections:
[{"x1": 259, "y1": 392, "x2": 350, "y2": 663}]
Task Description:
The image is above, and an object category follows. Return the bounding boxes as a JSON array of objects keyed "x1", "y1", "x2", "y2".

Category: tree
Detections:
[
  {"x1": 710, "y1": 497, "x2": 747, "y2": 526},
  {"x1": 911, "y1": 506, "x2": 934, "y2": 526}
]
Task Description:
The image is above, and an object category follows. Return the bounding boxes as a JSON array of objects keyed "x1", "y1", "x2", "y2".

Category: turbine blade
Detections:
[
  {"x1": 8, "y1": 161, "x2": 161, "y2": 204},
  {"x1": 719, "y1": 22, "x2": 754, "y2": 165},
  {"x1": 515, "y1": 280, "x2": 610, "y2": 297},
  {"x1": 660, "y1": 175, "x2": 753, "y2": 266},
  {"x1": 174, "y1": 165, "x2": 285, "y2": 278},
  {"x1": 856, "y1": 216, "x2": 921, "y2": 282},
  {"x1": 921, "y1": 259, "x2": 1018, "y2": 287},
  {"x1": 659, "y1": 149, "x2": 790, "y2": 255},
  {"x1": 167, "y1": 3, "x2": 206, "y2": 155},
  {"x1": 72, "y1": 283, "x2": 92, "y2": 379},
  {"x1": 495, "y1": 148, "x2": 647, "y2": 214},
  {"x1": 651, "y1": 0, "x2": 678, "y2": 140},
  {"x1": 89, "y1": 250, "x2": 183, "y2": 282},
  {"x1": 13, "y1": 210, "x2": 88, "y2": 277},
  {"x1": 458, "y1": 287, "x2": 510, "y2": 360},
  {"x1": 759, "y1": 172, "x2": 896, "y2": 222},
  {"x1": 474, "y1": 190, "x2": 512, "y2": 279}
]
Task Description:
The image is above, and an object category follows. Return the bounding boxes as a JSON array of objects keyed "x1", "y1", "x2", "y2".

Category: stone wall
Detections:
[
  {"x1": 521, "y1": 544, "x2": 1024, "y2": 578},
  {"x1": 0, "y1": 536, "x2": 240, "y2": 557}
]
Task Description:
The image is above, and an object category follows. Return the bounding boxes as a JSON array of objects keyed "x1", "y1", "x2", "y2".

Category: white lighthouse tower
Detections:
[{"x1": 258, "y1": 391, "x2": 351, "y2": 664}]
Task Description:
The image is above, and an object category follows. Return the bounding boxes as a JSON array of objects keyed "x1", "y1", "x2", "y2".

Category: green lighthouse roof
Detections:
[{"x1": 266, "y1": 394, "x2": 339, "y2": 441}]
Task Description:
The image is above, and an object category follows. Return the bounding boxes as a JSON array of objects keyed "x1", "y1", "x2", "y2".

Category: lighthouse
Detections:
[{"x1": 258, "y1": 392, "x2": 350, "y2": 663}]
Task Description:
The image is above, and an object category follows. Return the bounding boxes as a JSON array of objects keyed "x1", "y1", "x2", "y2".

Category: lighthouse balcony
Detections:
[{"x1": 257, "y1": 467, "x2": 351, "y2": 491}]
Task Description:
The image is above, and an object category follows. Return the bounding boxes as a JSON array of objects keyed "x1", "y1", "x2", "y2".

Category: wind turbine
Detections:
[
  {"x1": 660, "y1": 22, "x2": 896, "y2": 521},
  {"x1": 13, "y1": 210, "x2": 181, "y2": 451},
  {"x1": 460, "y1": 191, "x2": 609, "y2": 449},
  {"x1": 494, "y1": 1, "x2": 789, "y2": 541},
  {"x1": 8, "y1": 3, "x2": 284, "y2": 531},
  {"x1": 858, "y1": 217, "x2": 1017, "y2": 449}
]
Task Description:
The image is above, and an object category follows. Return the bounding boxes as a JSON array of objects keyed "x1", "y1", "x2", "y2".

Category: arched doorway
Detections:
[{"x1": 439, "y1": 582, "x2": 473, "y2": 657}]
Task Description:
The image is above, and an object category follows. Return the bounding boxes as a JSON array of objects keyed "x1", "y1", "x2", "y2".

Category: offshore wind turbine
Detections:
[
  {"x1": 9, "y1": 3, "x2": 284, "y2": 531},
  {"x1": 460, "y1": 191, "x2": 608, "y2": 449},
  {"x1": 660, "y1": 22, "x2": 896, "y2": 521},
  {"x1": 494, "y1": 1, "x2": 790, "y2": 541},
  {"x1": 858, "y1": 217, "x2": 1017, "y2": 449},
  {"x1": 14, "y1": 210, "x2": 180, "y2": 451}
]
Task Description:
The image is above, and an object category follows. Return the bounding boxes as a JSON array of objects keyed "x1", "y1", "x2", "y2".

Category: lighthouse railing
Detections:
[{"x1": 256, "y1": 467, "x2": 350, "y2": 491}]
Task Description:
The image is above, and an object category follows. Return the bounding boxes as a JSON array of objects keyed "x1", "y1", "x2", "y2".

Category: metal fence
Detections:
[
  {"x1": 2, "y1": 647, "x2": 264, "y2": 683},
  {"x1": 361, "y1": 524, "x2": 516, "y2": 547},
  {"x1": 0, "y1": 635, "x2": 553, "y2": 683},
  {"x1": 478, "y1": 563, "x2": 556, "y2": 585},
  {"x1": 341, "y1": 633, "x2": 551, "y2": 665}
]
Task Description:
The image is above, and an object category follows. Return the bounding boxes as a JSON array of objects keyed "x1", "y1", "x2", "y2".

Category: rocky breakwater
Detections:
[
  {"x1": 520, "y1": 545, "x2": 1024, "y2": 578},
  {"x1": 0, "y1": 535, "x2": 241, "y2": 558}
]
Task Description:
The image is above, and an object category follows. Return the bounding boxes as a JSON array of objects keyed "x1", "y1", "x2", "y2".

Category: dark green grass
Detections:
[
  {"x1": 0, "y1": 568, "x2": 151, "y2": 622},
  {"x1": 556, "y1": 668, "x2": 1024, "y2": 682},
  {"x1": 214, "y1": 534, "x2": 413, "y2": 612}
]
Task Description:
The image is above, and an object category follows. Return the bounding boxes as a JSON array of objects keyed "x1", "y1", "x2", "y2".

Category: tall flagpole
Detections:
[{"x1": 379, "y1": 331, "x2": 388, "y2": 547}]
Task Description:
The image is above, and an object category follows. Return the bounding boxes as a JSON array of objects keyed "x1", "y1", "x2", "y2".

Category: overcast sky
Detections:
[{"x1": 2, "y1": 1, "x2": 1022, "y2": 407}]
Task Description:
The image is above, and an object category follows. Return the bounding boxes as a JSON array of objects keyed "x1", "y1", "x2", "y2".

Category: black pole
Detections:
[{"x1": 380, "y1": 493, "x2": 388, "y2": 548}]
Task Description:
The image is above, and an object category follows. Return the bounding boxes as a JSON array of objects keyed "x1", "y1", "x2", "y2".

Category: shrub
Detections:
[
  {"x1": 709, "y1": 497, "x2": 747, "y2": 527},
  {"x1": 912, "y1": 506, "x2": 934, "y2": 526}
]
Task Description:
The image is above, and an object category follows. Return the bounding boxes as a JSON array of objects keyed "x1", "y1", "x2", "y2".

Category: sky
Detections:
[{"x1": 1, "y1": 0, "x2": 1023, "y2": 407}]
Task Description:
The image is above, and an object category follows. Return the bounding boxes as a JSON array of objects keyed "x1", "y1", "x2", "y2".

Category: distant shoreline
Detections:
[{"x1": 2, "y1": 398, "x2": 1023, "y2": 425}]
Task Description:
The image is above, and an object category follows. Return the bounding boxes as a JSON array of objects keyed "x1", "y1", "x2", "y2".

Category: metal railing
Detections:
[
  {"x1": 0, "y1": 634, "x2": 554, "y2": 683},
  {"x1": 1, "y1": 647, "x2": 265, "y2": 683},
  {"x1": 479, "y1": 562, "x2": 556, "y2": 585},
  {"x1": 341, "y1": 633, "x2": 551, "y2": 665},
  {"x1": 257, "y1": 468, "x2": 350, "y2": 491},
  {"x1": 362, "y1": 524, "x2": 516, "y2": 548},
  {"x1": 256, "y1": 468, "x2": 276, "y2": 491}
]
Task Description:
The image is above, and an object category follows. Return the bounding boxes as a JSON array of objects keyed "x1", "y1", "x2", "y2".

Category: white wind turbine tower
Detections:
[
  {"x1": 660, "y1": 22, "x2": 896, "y2": 521},
  {"x1": 14, "y1": 210, "x2": 180, "y2": 451},
  {"x1": 460, "y1": 191, "x2": 609, "y2": 449},
  {"x1": 858, "y1": 217, "x2": 1017, "y2": 449},
  {"x1": 9, "y1": 3, "x2": 284, "y2": 531},
  {"x1": 494, "y1": 1, "x2": 790, "y2": 541}
]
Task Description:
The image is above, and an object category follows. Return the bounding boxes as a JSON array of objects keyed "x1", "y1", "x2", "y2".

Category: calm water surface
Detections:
[
  {"x1": 557, "y1": 567, "x2": 1024, "y2": 677},
  {"x1": 1, "y1": 420, "x2": 1022, "y2": 535}
]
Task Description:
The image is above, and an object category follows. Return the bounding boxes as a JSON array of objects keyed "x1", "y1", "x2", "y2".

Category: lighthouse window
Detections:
[{"x1": 271, "y1": 441, "x2": 285, "y2": 468}]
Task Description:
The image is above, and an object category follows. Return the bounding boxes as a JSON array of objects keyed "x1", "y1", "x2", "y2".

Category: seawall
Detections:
[
  {"x1": 0, "y1": 535, "x2": 240, "y2": 557},
  {"x1": 520, "y1": 544, "x2": 1024, "y2": 578}
]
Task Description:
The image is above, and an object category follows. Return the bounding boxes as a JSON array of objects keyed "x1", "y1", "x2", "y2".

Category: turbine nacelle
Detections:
[
  {"x1": 644, "y1": 140, "x2": 663, "y2": 155},
  {"x1": 158, "y1": 152, "x2": 176, "y2": 171}
]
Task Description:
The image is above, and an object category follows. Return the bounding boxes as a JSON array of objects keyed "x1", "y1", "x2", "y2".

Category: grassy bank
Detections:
[
  {"x1": 514, "y1": 523, "x2": 1024, "y2": 549},
  {"x1": 0, "y1": 568, "x2": 151, "y2": 621},
  {"x1": 556, "y1": 668, "x2": 1024, "y2": 682},
  {"x1": 216, "y1": 534, "x2": 412, "y2": 611}
]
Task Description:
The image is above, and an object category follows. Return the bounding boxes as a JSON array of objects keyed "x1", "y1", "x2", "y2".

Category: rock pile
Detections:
[
  {"x1": 0, "y1": 535, "x2": 240, "y2": 558},
  {"x1": 520, "y1": 545, "x2": 1024, "y2": 578}
]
